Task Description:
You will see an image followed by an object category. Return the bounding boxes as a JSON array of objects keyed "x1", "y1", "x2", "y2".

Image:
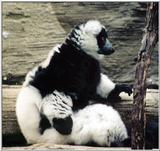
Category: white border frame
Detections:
[{"x1": 0, "y1": 1, "x2": 159, "y2": 150}]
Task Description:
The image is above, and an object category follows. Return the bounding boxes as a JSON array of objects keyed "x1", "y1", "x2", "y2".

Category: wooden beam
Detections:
[
  {"x1": 2, "y1": 85, "x2": 158, "y2": 149},
  {"x1": 2, "y1": 85, "x2": 158, "y2": 135},
  {"x1": 3, "y1": 144, "x2": 130, "y2": 151}
]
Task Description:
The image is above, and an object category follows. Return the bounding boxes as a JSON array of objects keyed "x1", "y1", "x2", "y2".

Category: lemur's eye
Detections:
[
  {"x1": 101, "y1": 36, "x2": 106, "y2": 43},
  {"x1": 98, "y1": 29, "x2": 107, "y2": 41},
  {"x1": 96, "y1": 28, "x2": 108, "y2": 49}
]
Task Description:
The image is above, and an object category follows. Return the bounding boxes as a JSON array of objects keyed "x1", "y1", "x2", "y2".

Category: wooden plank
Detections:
[
  {"x1": 2, "y1": 85, "x2": 158, "y2": 149},
  {"x1": 3, "y1": 144, "x2": 130, "y2": 151},
  {"x1": 2, "y1": 85, "x2": 158, "y2": 136}
]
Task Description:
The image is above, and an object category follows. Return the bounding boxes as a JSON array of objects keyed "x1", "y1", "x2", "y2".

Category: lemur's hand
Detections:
[
  {"x1": 107, "y1": 84, "x2": 132, "y2": 102},
  {"x1": 116, "y1": 84, "x2": 132, "y2": 96}
]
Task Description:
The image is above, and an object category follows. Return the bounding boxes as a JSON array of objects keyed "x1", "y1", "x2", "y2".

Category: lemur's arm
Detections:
[{"x1": 96, "y1": 73, "x2": 132, "y2": 101}]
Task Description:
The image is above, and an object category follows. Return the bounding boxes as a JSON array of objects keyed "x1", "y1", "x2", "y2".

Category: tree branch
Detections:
[{"x1": 131, "y1": 2, "x2": 158, "y2": 149}]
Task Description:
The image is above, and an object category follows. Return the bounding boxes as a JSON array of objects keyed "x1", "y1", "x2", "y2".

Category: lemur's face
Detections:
[
  {"x1": 66, "y1": 20, "x2": 114, "y2": 59},
  {"x1": 96, "y1": 28, "x2": 114, "y2": 55}
]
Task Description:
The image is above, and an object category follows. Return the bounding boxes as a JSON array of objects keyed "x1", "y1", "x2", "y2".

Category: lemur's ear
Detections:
[
  {"x1": 73, "y1": 21, "x2": 83, "y2": 29},
  {"x1": 73, "y1": 25, "x2": 80, "y2": 30}
]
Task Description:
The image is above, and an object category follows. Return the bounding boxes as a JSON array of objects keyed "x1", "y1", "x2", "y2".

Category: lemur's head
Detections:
[{"x1": 66, "y1": 20, "x2": 115, "y2": 59}]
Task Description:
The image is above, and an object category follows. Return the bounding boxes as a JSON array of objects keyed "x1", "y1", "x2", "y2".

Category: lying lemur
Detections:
[{"x1": 16, "y1": 20, "x2": 132, "y2": 146}]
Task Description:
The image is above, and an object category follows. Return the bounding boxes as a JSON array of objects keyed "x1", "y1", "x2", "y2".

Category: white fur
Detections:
[
  {"x1": 68, "y1": 28, "x2": 82, "y2": 48},
  {"x1": 16, "y1": 86, "x2": 42, "y2": 144},
  {"x1": 40, "y1": 90, "x2": 73, "y2": 125},
  {"x1": 16, "y1": 52, "x2": 117, "y2": 145},
  {"x1": 17, "y1": 90, "x2": 128, "y2": 146},
  {"x1": 79, "y1": 31, "x2": 100, "y2": 59},
  {"x1": 83, "y1": 20, "x2": 105, "y2": 36},
  {"x1": 66, "y1": 20, "x2": 106, "y2": 60},
  {"x1": 70, "y1": 104, "x2": 128, "y2": 146},
  {"x1": 97, "y1": 73, "x2": 115, "y2": 98},
  {"x1": 37, "y1": 128, "x2": 70, "y2": 144},
  {"x1": 23, "y1": 66, "x2": 38, "y2": 87},
  {"x1": 79, "y1": 20, "x2": 104, "y2": 59},
  {"x1": 16, "y1": 20, "x2": 122, "y2": 146},
  {"x1": 16, "y1": 86, "x2": 71, "y2": 144}
]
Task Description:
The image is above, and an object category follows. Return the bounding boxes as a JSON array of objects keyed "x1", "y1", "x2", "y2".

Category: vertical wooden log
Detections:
[{"x1": 131, "y1": 2, "x2": 158, "y2": 149}]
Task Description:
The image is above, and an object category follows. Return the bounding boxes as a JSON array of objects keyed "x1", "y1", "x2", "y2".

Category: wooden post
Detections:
[{"x1": 131, "y1": 2, "x2": 158, "y2": 149}]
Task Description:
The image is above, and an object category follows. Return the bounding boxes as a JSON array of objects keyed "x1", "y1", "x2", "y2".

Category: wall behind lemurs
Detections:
[{"x1": 2, "y1": 2, "x2": 158, "y2": 86}]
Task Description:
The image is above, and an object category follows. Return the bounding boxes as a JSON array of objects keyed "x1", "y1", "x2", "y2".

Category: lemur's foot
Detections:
[{"x1": 53, "y1": 116, "x2": 73, "y2": 135}]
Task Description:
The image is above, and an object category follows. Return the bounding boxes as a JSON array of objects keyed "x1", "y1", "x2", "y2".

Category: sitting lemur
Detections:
[{"x1": 16, "y1": 20, "x2": 132, "y2": 146}]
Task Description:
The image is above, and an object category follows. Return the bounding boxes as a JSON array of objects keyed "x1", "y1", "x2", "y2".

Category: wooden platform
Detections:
[
  {"x1": 2, "y1": 144, "x2": 131, "y2": 151},
  {"x1": 2, "y1": 85, "x2": 158, "y2": 149}
]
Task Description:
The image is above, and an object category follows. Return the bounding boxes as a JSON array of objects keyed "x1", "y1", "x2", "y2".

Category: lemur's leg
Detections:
[
  {"x1": 96, "y1": 73, "x2": 132, "y2": 101},
  {"x1": 40, "y1": 90, "x2": 73, "y2": 135}
]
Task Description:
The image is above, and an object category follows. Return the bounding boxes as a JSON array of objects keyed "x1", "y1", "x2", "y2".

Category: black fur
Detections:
[
  {"x1": 107, "y1": 84, "x2": 132, "y2": 102},
  {"x1": 97, "y1": 28, "x2": 108, "y2": 48},
  {"x1": 39, "y1": 114, "x2": 51, "y2": 134},
  {"x1": 52, "y1": 116, "x2": 73, "y2": 135},
  {"x1": 111, "y1": 138, "x2": 131, "y2": 147},
  {"x1": 32, "y1": 34, "x2": 101, "y2": 135},
  {"x1": 31, "y1": 22, "x2": 132, "y2": 136},
  {"x1": 30, "y1": 43, "x2": 101, "y2": 110}
]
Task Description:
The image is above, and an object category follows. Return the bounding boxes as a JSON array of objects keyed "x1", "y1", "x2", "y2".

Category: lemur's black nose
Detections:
[
  {"x1": 105, "y1": 47, "x2": 115, "y2": 55},
  {"x1": 109, "y1": 48, "x2": 115, "y2": 53},
  {"x1": 98, "y1": 47, "x2": 115, "y2": 55}
]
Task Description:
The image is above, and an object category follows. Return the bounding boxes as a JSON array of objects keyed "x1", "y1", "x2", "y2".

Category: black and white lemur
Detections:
[{"x1": 16, "y1": 20, "x2": 132, "y2": 146}]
